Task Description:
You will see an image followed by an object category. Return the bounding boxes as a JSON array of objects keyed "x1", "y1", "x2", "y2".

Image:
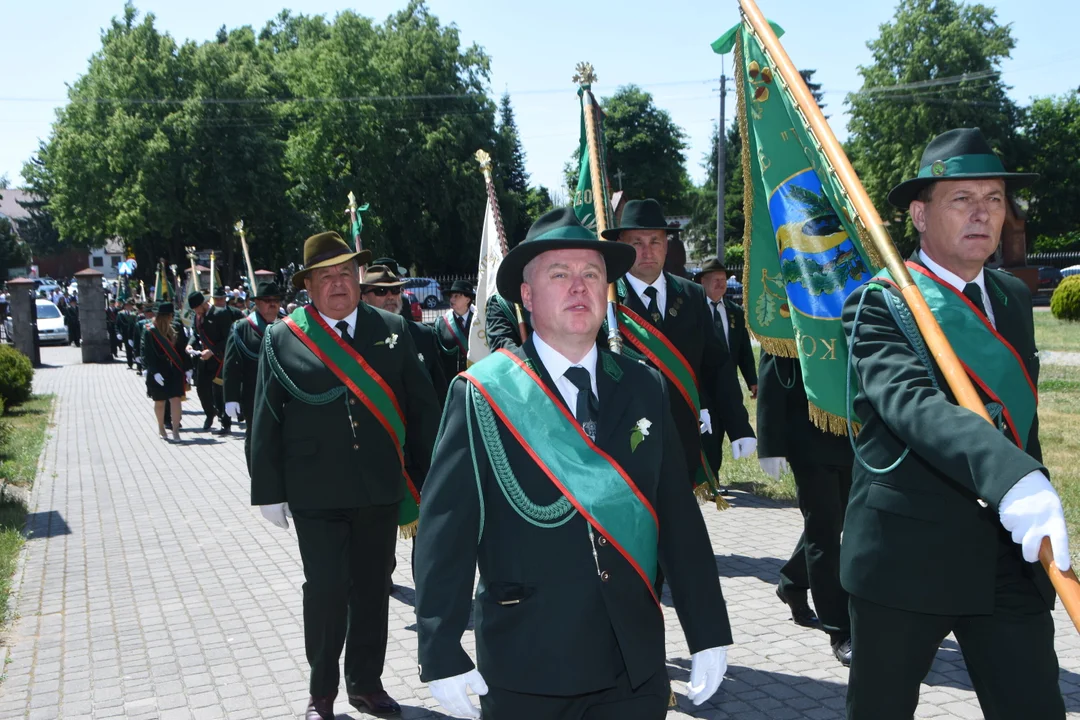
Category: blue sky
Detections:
[{"x1": 2, "y1": 0, "x2": 1078, "y2": 199}]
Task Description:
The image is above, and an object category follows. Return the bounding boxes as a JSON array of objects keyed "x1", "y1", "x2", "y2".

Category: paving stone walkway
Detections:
[{"x1": 1, "y1": 345, "x2": 1079, "y2": 719}]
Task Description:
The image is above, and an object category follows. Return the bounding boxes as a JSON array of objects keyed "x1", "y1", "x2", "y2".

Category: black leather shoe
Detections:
[
  {"x1": 305, "y1": 694, "x2": 336, "y2": 720},
  {"x1": 776, "y1": 586, "x2": 821, "y2": 629},
  {"x1": 831, "y1": 636, "x2": 852, "y2": 667},
  {"x1": 348, "y1": 690, "x2": 401, "y2": 716},
  {"x1": 203, "y1": 417, "x2": 214, "y2": 431}
]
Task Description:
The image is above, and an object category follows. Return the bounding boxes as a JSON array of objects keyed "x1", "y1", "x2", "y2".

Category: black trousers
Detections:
[
  {"x1": 778, "y1": 532, "x2": 810, "y2": 595},
  {"x1": 480, "y1": 666, "x2": 669, "y2": 720},
  {"x1": 124, "y1": 338, "x2": 135, "y2": 368},
  {"x1": 791, "y1": 462, "x2": 851, "y2": 639},
  {"x1": 292, "y1": 504, "x2": 398, "y2": 697},
  {"x1": 848, "y1": 594, "x2": 1064, "y2": 720},
  {"x1": 195, "y1": 361, "x2": 217, "y2": 423}
]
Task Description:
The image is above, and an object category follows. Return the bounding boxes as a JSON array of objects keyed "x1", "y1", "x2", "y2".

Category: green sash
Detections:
[
  {"x1": 616, "y1": 304, "x2": 719, "y2": 498},
  {"x1": 149, "y1": 327, "x2": 185, "y2": 372},
  {"x1": 232, "y1": 313, "x2": 266, "y2": 362},
  {"x1": 283, "y1": 305, "x2": 420, "y2": 534},
  {"x1": 876, "y1": 262, "x2": 1037, "y2": 450},
  {"x1": 464, "y1": 350, "x2": 660, "y2": 606},
  {"x1": 442, "y1": 310, "x2": 469, "y2": 355}
]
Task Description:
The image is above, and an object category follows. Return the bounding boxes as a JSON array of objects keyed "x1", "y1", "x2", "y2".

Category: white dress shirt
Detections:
[
  {"x1": 918, "y1": 249, "x2": 996, "y2": 328},
  {"x1": 709, "y1": 299, "x2": 730, "y2": 344},
  {"x1": 319, "y1": 307, "x2": 359, "y2": 339},
  {"x1": 531, "y1": 331, "x2": 599, "y2": 412},
  {"x1": 625, "y1": 272, "x2": 668, "y2": 316}
]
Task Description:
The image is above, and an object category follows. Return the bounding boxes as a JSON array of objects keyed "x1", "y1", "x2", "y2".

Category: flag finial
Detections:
[{"x1": 573, "y1": 62, "x2": 596, "y2": 88}]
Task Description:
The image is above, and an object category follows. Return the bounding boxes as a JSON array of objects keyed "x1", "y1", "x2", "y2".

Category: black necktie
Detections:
[
  {"x1": 563, "y1": 366, "x2": 599, "y2": 440},
  {"x1": 456, "y1": 313, "x2": 467, "y2": 336},
  {"x1": 643, "y1": 286, "x2": 662, "y2": 325},
  {"x1": 336, "y1": 320, "x2": 353, "y2": 344},
  {"x1": 712, "y1": 301, "x2": 728, "y2": 349},
  {"x1": 963, "y1": 283, "x2": 987, "y2": 320}
]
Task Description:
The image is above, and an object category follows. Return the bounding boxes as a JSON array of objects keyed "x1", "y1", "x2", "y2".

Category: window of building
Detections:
[
  {"x1": 91, "y1": 256, "x2": 104, "y2": 267},
  {"x1": 111, "y1": 256, "x2": 121, "y2": 268}
]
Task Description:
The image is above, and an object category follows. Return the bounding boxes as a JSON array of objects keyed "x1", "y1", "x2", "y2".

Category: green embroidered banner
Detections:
[
  {"x1": 877, "y1": 263, "x2": 1037, "y2": 450},
  {"x1": 713, "y1": 20, "x2": 881, "y2": 434},
  {"x1": 571, "y1": 85, "x2": 613, "y2": 233},
  {"x1": 284, "y1": 306, "x2": 420, "y2": 532},
  {"x1": 464, "y1": 350, "x2": 660, "y2": 604}
]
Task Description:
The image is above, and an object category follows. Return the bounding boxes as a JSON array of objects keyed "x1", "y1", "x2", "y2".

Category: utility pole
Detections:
[{"x1": 716, "y1": 73, "x2": 727, "y2": 260}]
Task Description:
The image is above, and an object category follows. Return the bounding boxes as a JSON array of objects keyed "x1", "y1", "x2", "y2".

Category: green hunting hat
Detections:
[
  {"x1": 254, "y1": 280, "x2": 284, "y2": 299},
  {"x1": 601, "y1": 199, "x2": 681, "y2": 240},
  {"x1": 887, "y1": 127, "x2": 1039, "y2": 209},
  {"x1": 448, "y1": 280, "x2": 474, "y2": 299},
  {"x1": 360, "y1": 265, "x2": 407, "y2": 289},
  {"x1": 212, "y1": 287, "x2": 226, "y2": 299},
  {"x1": 156, "y1": 302, "x2": 174, "y2": 316},
  {"x1": 693, "y1": 257, "x2": 730, "y2": 282},
  {"x1": 187, "y1": 291, "x2": 205, "y2": 309},
  {"x1": 291, "y1": 231, "x2": 372, "y2": 290},
  {"x1": 496, "y1": 207, "x2": 636, "y2": 304}
]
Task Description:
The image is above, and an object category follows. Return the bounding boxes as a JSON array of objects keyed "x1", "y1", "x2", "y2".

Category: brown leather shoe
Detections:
[
  {"x1": 305, "y1": 694, "x2": 336, "y2": 720},
  {"x1": 348, "y1": 690, "x2": 401, "y2": 716}
]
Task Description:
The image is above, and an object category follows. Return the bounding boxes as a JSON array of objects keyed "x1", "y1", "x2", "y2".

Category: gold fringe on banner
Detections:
[
  {"x1": 808, "y1": 401, "x2": 860, "y2": 437},
  {"x1": 751, "y1": 334, "x2": 797, "y2": 358},
  {"x1": 695, "y1": 482, "x2": 732, "y2": 511},
  {"x1": 399, "y1": 520, "x2": 418, "y2": 540},
  {"x1": 736, "y1": 34, "x2": 756, "y2": 326},
  {"x1": 855, "y1": 220, "x2": 885, "y2": 274}
]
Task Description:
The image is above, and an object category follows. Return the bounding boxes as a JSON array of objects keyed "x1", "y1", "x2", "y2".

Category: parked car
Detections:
[
  {"x1": 404, "y1": 277, "x2": 444, "y2": 309},
  {"x1": 34, "y1": 299, "x2": 69, "y2": 345},
  {"x1": 402, "y1": 291, "x2": 423, "y2": 321},
  {"x1": 1061, "y1": 265, "x2": 1080, "y2": 279},
  {"x1": 34, "y1": 278, "x2": 61, "y2": 297},
  {"x1": 1038, "y1": 266, "x2": 1063, "y2": 290}
]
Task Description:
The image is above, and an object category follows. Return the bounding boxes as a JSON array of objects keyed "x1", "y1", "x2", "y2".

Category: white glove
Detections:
[
  {"x1": 428, "y1": 669, "x2": 488, "y2": 719},
  {"x1": 686, "y1": 646, "x2": 727, "y2": 706},
  {"x1": 116, "y1": 333, "x2": 123, "y2": 340},
  {"x1": 128, "y1": 339, "x2": 134, "y2": 347},
  {"x1": 259, "y1": 503, "x2": 292, "y2": 530},
  {"x1": 731, "y1": 436, "x2": 757, "y2": 460},
  {"x1": 759, "y1": 457, "x2": 788, "y2": 481},
  {"x1": 699, "y1": 409, "x2": 713, "y2": 435},
  {"x1": 225, "y1": 401, "x2": 241, "y2": 419},
  {"x1": 153, "y1": 373, "x2": 164, "y2": 386},
  {"x1": 999, "y1": 471, "x2": 1070, "y2": 570},
  {"x1": 185, "y1": 370, "x2": 194, "y2": 384}
]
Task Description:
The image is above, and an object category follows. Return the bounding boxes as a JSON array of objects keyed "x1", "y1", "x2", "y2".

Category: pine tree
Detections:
[{"x1": 496, "y1": 93, "x2": 529, "y2": 193}]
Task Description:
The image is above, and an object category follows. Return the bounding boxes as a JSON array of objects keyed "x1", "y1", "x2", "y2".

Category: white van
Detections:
[{"x1": 35, "y1": 300, "x2": 69, "y2": 345}]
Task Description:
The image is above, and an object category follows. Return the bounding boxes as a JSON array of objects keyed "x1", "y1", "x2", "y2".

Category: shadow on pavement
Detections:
[
  {"x1": 666, "y1": 658, "x2": 847, "y2": 718},
  {"x1": 25, "y1": 510, "x2": 71, "y2": 540}
]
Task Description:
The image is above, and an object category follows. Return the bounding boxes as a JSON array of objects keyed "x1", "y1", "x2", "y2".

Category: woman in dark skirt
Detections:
[{"x1": 144, "y1": 302, "x2": 191, "y2": 441}]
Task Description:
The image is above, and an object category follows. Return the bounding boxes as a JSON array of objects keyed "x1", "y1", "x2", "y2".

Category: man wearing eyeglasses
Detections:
[{"x1": 361, "y1": 265, "x2": 448, "y2": 406}]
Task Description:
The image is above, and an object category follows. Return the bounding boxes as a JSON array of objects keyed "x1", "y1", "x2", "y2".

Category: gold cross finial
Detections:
[
  {"x1": 474, "y1": 149, "x2": 491, "y2": 171},
  {"x1": 234, "y1": 220, "x2": 245, "y2": 235}
]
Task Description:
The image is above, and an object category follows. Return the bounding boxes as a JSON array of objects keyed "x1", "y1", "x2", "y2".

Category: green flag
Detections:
[
  {"x1": 713, "y1": 20, "x2": 882, "y2": 434},
  {"x1": 350, "y1": 202, "x2": 370, "y2": 252},
  {"x1": 571, "y1": 86, "x2": 613, "y2": 232}
]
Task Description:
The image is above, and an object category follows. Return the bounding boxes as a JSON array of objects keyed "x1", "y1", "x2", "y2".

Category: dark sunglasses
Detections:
[{"x1": 364, "y1": 287, "x2": 402, "y2": 296}]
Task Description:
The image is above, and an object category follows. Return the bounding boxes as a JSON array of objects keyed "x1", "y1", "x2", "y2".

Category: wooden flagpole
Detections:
[
  {"x1": 738, "y1": 0, "x2": 1080, "y2": 631},
  {"x1": 474, "y1": 149, "x2": 528, "y2": 343}
]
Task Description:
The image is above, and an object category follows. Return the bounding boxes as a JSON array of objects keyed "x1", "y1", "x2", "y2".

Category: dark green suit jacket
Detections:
[
  {"x1": 250, "y1": 303, "x2": 441, "y2": 510},
  {"x1": 415, "y1": 339, "x2": 731, "y2": 696},
  {"x1": 223, "y1": 314, "x2": 268, "y2": 422},
  {"x1": 840, "y1": 257, "x2": 1051, "y2": 615},
  {"x1": 722, "y1": 298, "x2": 757, "y2": 391},
  {"x1": 434, "y1": 308, "x2": 472, "y2": 378},
  {"x1": 615, "y1": 274, "x2": 753, "y2": 486},
  {"x1": 484, "y1": 293, "x2": 531, "y2": 352},
  {"x1": 408, "y1": 320, "x2": 448, "y2": 407},
  {"x1": 756, "y1": 352, "x2": 852, "y2": 466}
]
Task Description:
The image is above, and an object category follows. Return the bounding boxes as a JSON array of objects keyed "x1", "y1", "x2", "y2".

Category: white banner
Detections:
[{"x1": 467, "y1": 192, "x2": 504, "y2": 365}]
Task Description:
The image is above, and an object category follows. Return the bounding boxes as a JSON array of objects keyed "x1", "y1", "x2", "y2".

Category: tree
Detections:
[
  {"x1": 15, "y1": 150, "x2": 64, "y2": 258},
  {"x1": 493, "y1": 93, "x2": 531, "y2": 245},
  {"x1": 0, "y1": 217, "x2": 31, "y2": 281},
  {"x1": 566, "y1": 85, "x2": 690, "y2": 214},
  {"x1": 0, "y1": 175, "x2": 9, "y2": 190},
  {"x1": 1021, "y1": 92, "x2": 1080, "y2": 247},
  {"x1": 846, "y1": 0, "x2": 1021, "y2": 253}
]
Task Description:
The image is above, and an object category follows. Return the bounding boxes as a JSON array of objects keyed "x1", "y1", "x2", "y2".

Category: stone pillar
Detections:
[
  {"x1": 75, "y1": 268, "x2": 110, "y2": 363},
  {"x1": 6, "y1": 278, "x2": 39, "y2": 367}
]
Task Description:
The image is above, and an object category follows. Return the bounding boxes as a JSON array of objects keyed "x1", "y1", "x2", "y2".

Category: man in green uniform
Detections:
[
  {"x1": 842, "y1": 128, "x2": 1069, "y2": 719},
  {"x1": 757, "y1": 351, "x2": 853, "y2": 665},
  {"x1": 117, "y1": 299, "x2": 138, "y2": 369},
  {"x1": 135, "y1": 304, "x2": 154, "y2": 376},
  {"x1": 224, "y1": 279, "x2": 283, "y2": 468},
  {"x1": 360, "y1": 265, "x2": 448, "y2": 405},
  {"x1": 187, "y1": 292, "x2": 220, "y2": 431},
  {"x1": 415, "y1": 208, "x2": 732, "y2": 720},
  {"x1": 250, "y1": 232, "x2": 440, "y2": 720},
  {"x1": 204, "y1": 287, "x2": 245, "y2": 434},
  {"x1": 483, "y1": 292, "x2": 531, "y2": 352},
  {"x1": 435, "y1": 279, "x2": 474, "y2": 378},
  {"x1": 694, "y1": 258, "x2": 758, "y2": 477}
]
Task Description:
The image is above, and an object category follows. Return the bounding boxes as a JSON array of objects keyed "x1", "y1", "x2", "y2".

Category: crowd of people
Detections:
[{"x1": 37, "y1": 128, "x2": 1074, "y2": 720}]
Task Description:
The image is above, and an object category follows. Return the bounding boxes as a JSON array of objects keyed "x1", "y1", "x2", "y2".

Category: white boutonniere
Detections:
[
  {"x1": 417, "y1": 352, "x2": 424, "y2": 363},
  {"x1": 375, "y1": 333, "x2": 399, "y2": 349},
  {"x1": 630, "y1": 417, "x2": 651, "y2": 452}
]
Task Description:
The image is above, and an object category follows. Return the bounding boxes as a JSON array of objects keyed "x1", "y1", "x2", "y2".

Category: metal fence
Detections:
[{"x1": 1026, "y1": 252, "x2": 1080, "y2": 269}]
